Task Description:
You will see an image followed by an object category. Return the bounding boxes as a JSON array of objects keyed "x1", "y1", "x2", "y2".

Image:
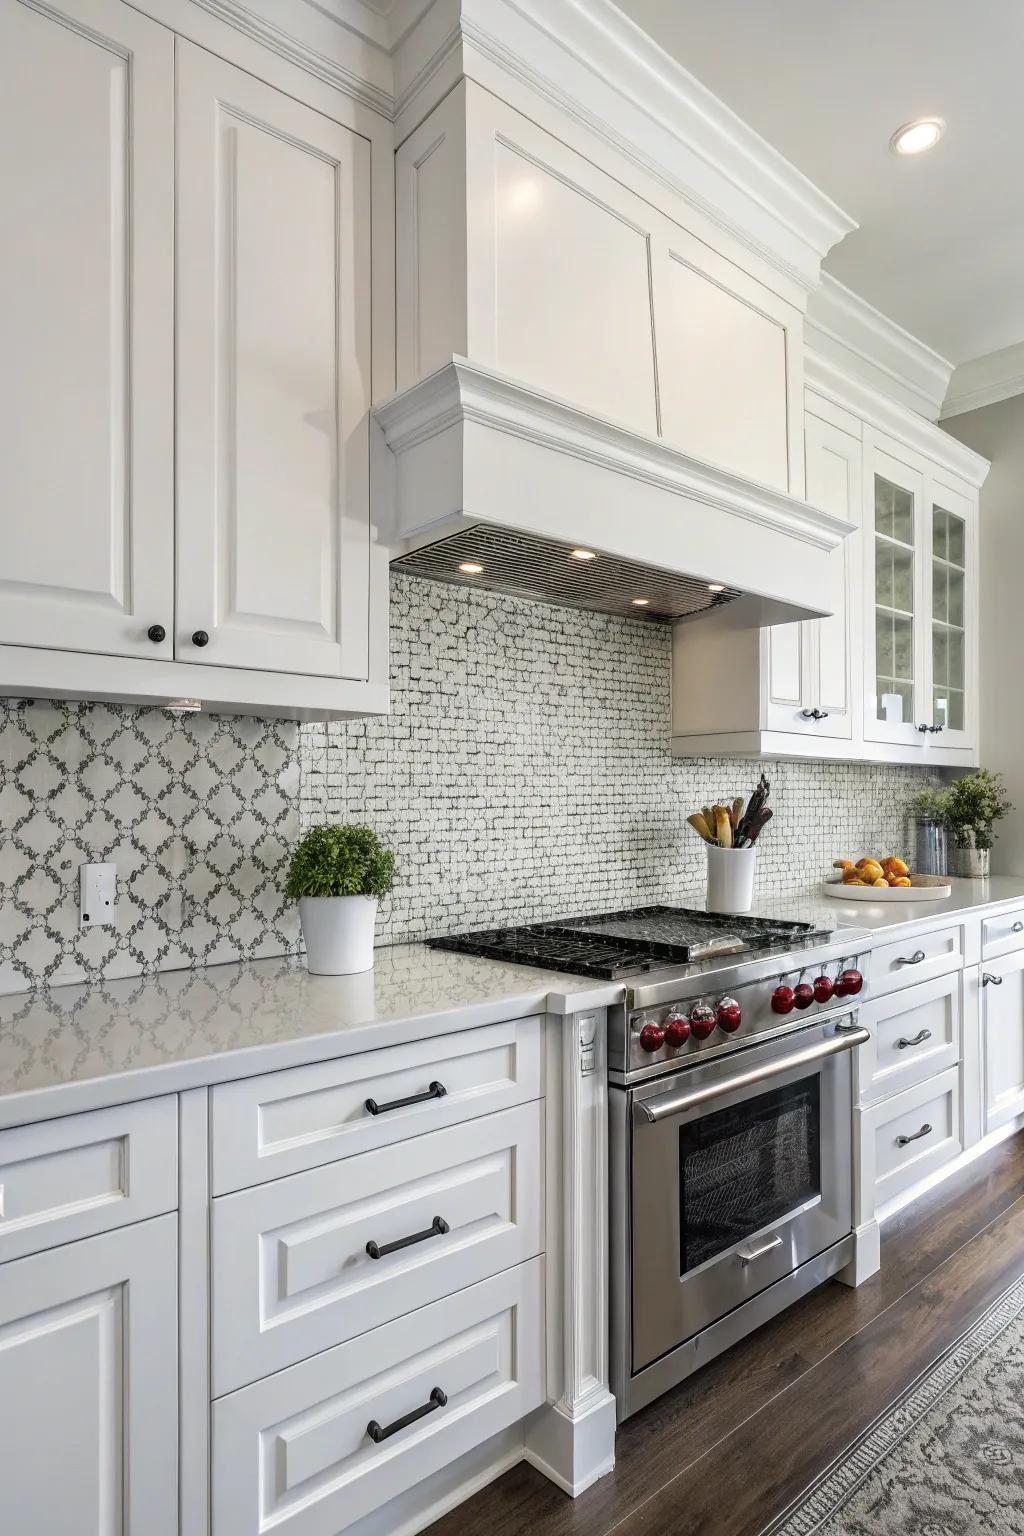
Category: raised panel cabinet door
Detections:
[
  {"x1": 176, "y1": 42, "x2": 372, "y2": 679},
  {"x1": 0, "y1": 1213, "x2": 177, "y2": 1535},
  {"x1": 0, "y1": 0, "x2": 174, "y2": 658},
  {"x1": 983, "y1": 954, "x2": 1024, "y2": 1133},
  {"x1": 770, "y1": 412, "x2": 861, "y2": 740}
]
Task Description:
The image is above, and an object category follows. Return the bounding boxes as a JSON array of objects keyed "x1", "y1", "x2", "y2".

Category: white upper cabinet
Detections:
[
  {"x1": 175, "y1": 44, "x2": 372, "y2": 681},
  {"x1": 863, "y1": 428, "x2": 978, "y2": 753},
  {"x1": 0, "y1": 0, "x2": 174, "y2": 659},
  {"x1": 0, "y1": 1, "x2": 388, "y2": 719},
  {"x1": 396, "y1": 82, "x2": 804, "y2": 494}
]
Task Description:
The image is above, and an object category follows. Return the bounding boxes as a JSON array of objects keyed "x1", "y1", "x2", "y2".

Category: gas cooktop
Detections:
[{"x1": 428, "y1": 905, "x2": 834, "y2": 981}]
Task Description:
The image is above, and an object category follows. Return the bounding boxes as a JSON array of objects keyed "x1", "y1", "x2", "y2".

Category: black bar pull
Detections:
[
  {"x1": 366, "y1": 1215, "x2": 449, "y2": 1261},
  {"x1": 367, "y1": 1387, "x2": 447, "y2": 1444},
  {"x1": 365, "y1": 1080, "x2": 447, "y2": 1116}
]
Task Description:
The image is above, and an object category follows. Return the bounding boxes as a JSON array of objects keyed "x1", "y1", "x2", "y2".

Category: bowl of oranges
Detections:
[{"x1": 823, "y1": 857, "x2": 952, "y2": 902}]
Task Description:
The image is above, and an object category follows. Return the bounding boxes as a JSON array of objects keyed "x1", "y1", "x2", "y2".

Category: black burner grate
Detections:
[{"x1": 428, "y1": 906, "x2": 830, "y2": 981}]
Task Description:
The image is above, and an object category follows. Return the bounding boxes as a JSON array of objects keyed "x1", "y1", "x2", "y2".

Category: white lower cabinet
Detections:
[
  {"x1": 982, "y1": 950, "x2": 1024, "y2": 1132},
  {"x1": 211, "y1": 1101, "x2": 544, "y2": 1394},
  {"x1": 0, "y1": 1214, "x2": 178, "y2": 1536},
  {"x1": 862, "y1": 1067, "x2": 962, "y2": 1209},
  {"x1": 857, "y1": 972, "x2": 961, "y2": 1107},
  {"x1": 212, "y1": 1258, "x2": 544, "y2": 1536}
]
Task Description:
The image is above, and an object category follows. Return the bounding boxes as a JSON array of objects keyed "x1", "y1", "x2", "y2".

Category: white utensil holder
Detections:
[{"x1": 706, "y1": 846, "x2": 757, "y2": 914}]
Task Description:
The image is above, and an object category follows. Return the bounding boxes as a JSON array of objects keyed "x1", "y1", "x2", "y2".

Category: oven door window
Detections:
[{"x1": 679, "y1": 1074, "x2": 821, "y2": 1274}]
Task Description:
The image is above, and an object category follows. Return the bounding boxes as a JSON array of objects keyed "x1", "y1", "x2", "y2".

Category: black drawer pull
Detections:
[
  {"x1": 983, "y1": 973, "x2": 1004, "y2": 987},
  {"x1": 367, "y1": 1386, "x2": 447, "y2": 1444},
  {"x1": 897, "y1": 1122, "x2": 932, "y2": 1147},
  {"x1": 896, "y1": 1028, "x2": 932, "y2": 1050},
  {"x1": 366, "y1": 1215, "x2": 449, "y2": 1261},
  {"x1": 365, "y1": 1080, "x2": 447, "y2": 1116},
  {"x1": 1013, "y1": 921, "x2": 1024, "y2": 934}
]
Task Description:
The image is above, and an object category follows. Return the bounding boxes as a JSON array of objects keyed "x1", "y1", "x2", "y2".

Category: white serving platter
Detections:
[{"x1": 822, "y1": 875, "x2": 952, "y2": 902}]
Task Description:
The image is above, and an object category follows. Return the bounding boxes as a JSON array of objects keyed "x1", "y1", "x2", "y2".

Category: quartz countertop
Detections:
[
  {"x1": 0, "y1": 945, "x2": 618, "y2": 1128},
  {"x1": 3, "y1": 876, "x2": 1023, "y2": 1129}
]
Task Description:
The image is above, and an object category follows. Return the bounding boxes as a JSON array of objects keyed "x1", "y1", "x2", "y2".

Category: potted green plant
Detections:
[
  {"x1": 944, "y1": 770, "x2": 1013, "y2": 879},
  {"x1": 285, "y1": 825, "x2": 395, "y2": 974}
]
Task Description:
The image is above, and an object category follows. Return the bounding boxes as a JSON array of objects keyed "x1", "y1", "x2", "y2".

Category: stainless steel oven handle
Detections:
[
  {"x1": 637, "y1": 1025, "x2": 871, "y2": 1124},
  {"x1": 737, "y1": 1235, "x2": 784, "y2": 1267}
]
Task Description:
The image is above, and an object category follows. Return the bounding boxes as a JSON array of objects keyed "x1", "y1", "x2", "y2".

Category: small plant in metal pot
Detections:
[
  {"x1": 944, "y1": 770, "x2": 1013, "y2": 879},
  {"x1": 285, "y1": 825, "x2": 395, "y2": 974}
]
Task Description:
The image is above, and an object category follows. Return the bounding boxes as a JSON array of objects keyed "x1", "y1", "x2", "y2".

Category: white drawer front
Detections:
[
  {"x1": 0, "y1": 1098, "x2": 178, "y2": 1264},
  {"x1": 212, "y1": 1258, "x2": 544, "y2": 1536},
  {"x1": 858, "y1": 973, "x2": 961, "y2": 1106},
  {"x1": 211, "y1": 1016, "x2": 542, "y2": 1194},
  {"x1": 982, "y1": 906, "x2": 1024, "y2": 961},
  {"x1": 212, "y1": 1101, "x2": 543, "y2": 1394},
  {"x1": 869, "y1": 924, "x2": 964, "y2": 997},
  {"x1": 865, "y1": 1067, "x2": 961, "y2": 1209}
]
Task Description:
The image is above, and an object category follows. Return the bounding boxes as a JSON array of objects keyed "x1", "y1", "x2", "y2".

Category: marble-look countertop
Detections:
[
  {"x1": 0, "y1": 946, "x2": 618, "y2": 1128},
  {"x1": 3, "y1": 876, "x2": 1023, "y2": 1128}
]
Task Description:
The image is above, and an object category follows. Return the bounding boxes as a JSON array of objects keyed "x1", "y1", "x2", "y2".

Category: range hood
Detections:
[{"x1": 374, "y1": 359, "x2": 855, "y2": 629}]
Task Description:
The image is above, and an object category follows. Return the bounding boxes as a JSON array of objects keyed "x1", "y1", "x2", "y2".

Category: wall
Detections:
[
  {"x1": 943, "y1": 394, "x2": 1024, "y2": 875},
  {"x1": 1, "y1": 574, "x2": 933, "y2": 995}
]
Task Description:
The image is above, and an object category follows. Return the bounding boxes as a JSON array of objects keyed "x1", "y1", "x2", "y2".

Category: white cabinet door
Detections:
[
  {"x1": 982, "y1": 953, "x2": 1024, "y2": 1133},
  {"x1": 928, "y1": 475, "x2": 978, "y2": 752},
  {"x1": 764, "y1": 413, "x2": 860, "y2": 738},
  {"x1": 175, "y1": 42, "x2": 372, "y2": 680},
  {"x1": 0, "y1": 1214, "x2": 177, "y2": 1535},
  {"x1": 0, "y1": 0, "x2": 174, "y2": 659},
  {"x1": 863, "y1": 434, "x2": 928, "y2": 748}
]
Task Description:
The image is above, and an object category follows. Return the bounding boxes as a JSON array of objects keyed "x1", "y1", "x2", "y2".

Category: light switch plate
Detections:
[{"x1": 80, "y1": 863, "x2": 117, "y2": 928}]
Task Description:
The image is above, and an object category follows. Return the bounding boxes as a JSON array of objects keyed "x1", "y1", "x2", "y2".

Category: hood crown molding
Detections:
[
  {"x1": 375, "y1": 360, "x2": 855, "y2": 628},
  {"x1": 805, "y1": 275, "x2": 954, "y2": 423},
  {"x1": 805, "y1": 351, "x2": 990, "y2": 491},
  {"x1": 941, "y1": 341, "x2": 1024, "y2": 420}
]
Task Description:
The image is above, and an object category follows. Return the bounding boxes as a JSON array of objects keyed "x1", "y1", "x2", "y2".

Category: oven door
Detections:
[{"x1": 630, "y1": 1016, "x2": 865, "y2": 1374}]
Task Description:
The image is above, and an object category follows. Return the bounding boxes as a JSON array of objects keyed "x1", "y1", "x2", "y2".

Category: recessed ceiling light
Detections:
[
  {"x1": 458, "y1": 561, "x2": 484, "y2": 574},
  {"x1": 889, "y1": 117, "x2": 945, "y2": 156},
  {"x1": 631, "y1": 598, "x2": 650, "y2": 607},
  {"x1": 570, "y1": 548, "x2": 597, "y2": 561},
  {"x1": 707, "y1": 583, "x2": 726, "y2": 593}
]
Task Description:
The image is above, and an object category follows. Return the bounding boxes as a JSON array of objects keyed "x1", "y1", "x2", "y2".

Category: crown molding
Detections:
[
  {"x1": 805, "y1": 351, "x2": 990, "y2": 491},
  {"x1": 805, "y1": 275, "x2": 953, "y2": 422},
  {"x1": 941, "y1": 341, "x2": 1024, "y2": 420}
]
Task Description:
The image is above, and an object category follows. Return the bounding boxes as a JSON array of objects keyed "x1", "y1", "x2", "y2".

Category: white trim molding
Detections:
[
  {"x1": 805, "y1": 351, "x2": 990, "y2": 492},
  {"x1": 941, "y1": 341, "x2": 1024, "y2": 420},
  {"x1": 375, "y1": 359, "x2": 856, "y2": 627},
  {"x1": 805, "y1": 274, "x2": 954, "y2": 422}
]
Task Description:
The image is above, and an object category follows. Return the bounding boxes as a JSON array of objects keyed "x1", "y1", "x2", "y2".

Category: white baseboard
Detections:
[{"x1": 524, "y1": 1392, "x2": 617, "y2": 1496}]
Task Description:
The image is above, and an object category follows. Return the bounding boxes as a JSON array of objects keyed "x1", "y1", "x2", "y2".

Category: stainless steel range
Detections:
[{"x1": 431, "y1": 905, "x2": 871, "y2": 1421}]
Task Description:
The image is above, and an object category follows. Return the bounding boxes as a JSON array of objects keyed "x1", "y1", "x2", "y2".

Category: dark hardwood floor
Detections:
[{"x1": 426, "y1": 1130, "x2": 1024, "y2": 1536}]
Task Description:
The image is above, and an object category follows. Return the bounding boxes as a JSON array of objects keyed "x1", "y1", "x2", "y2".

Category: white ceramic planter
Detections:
[
  {"x1": 706, "y1": 845, "x2": 757, "y2": 914},
  {"x1": 298, "y1": 895, "x2": 378, "y2": 975}
]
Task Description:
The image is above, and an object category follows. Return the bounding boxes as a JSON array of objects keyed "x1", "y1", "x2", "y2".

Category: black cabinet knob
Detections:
[
  {"x1": 191, "y1": 630, "x2": 210, "y2": 648},
  {"x1": 147, "y1": 624, "x2": 166, "y2": 644}
]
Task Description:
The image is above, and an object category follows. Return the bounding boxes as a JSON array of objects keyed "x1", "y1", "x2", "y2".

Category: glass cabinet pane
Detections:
[
  {"x1": 875, "y1": 473, "x2": 915, "y2": 723},
  {"x1": 931, "y1": 503, "x2": 966, "y2": 735}
]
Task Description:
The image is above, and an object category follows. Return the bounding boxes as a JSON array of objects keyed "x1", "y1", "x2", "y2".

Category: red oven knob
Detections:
[
  {"x1": 716, "y1": 997, "x2": 742, "y2": 1032},
  {"x1": 836, "y1": 968, "x2": 864, "y2": 998},
  {"x1": 771, "y1": 985, "x2": 795, "y2": 1015},
  {"x1": 663, "y1": 1012, "x2": 692, "y2": 1048},
  {"x1": 689, "y1": 1002, "x2": 718, "y2": 1040},
  {"x1": 812, "y1": 975, "x2": 834, "y2": 1004},
  {"x1": 793, "y1": 983, "x2": 815, "y2": 1010},
  {"x1": 638, "y1": 1023, "x2": 666, "y2": 1053}
]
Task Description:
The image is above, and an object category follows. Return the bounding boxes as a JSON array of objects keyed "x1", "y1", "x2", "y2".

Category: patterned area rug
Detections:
[{"x1": 767, "y1": 1274, "x2": 1024, "y2": 1535}]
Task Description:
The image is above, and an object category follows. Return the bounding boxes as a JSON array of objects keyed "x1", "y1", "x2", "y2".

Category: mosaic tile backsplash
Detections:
[{"x1": 2, "y1": 573, "x2": 931, "y2": 994}]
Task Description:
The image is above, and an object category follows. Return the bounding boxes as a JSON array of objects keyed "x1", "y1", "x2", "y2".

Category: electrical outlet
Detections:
[{"x1": 80, "y1": 863, "x2": 117, "y2": 928}]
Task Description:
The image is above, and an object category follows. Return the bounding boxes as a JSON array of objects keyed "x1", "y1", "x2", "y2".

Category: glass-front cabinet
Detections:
[{"x1": 864, "y1": 429, "x2": 977, "y2": 751}]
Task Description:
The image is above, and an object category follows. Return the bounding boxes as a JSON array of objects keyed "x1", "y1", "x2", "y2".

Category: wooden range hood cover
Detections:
[{"x1": 374, "y1": 359, "x2": 855, "y2": 629}]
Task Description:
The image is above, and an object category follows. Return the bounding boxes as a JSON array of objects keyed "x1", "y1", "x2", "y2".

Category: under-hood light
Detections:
[
  {"x1": 458, "y1": 561, "x2": 483, "y2": 574},
  {"x1": 631, "y1": 598, "x2": 650, "y2": 607},
  {"x1": 570, "y1": 548, "x2": 596, "y2": 561},
  {"x1": 708, "y1": 583, "x2": 726, "y2": 593}
]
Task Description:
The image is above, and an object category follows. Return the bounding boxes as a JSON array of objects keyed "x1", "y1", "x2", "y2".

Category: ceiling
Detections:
[{"x1": 615, "y1": 0, "x2": 1024, "y2": 365}]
